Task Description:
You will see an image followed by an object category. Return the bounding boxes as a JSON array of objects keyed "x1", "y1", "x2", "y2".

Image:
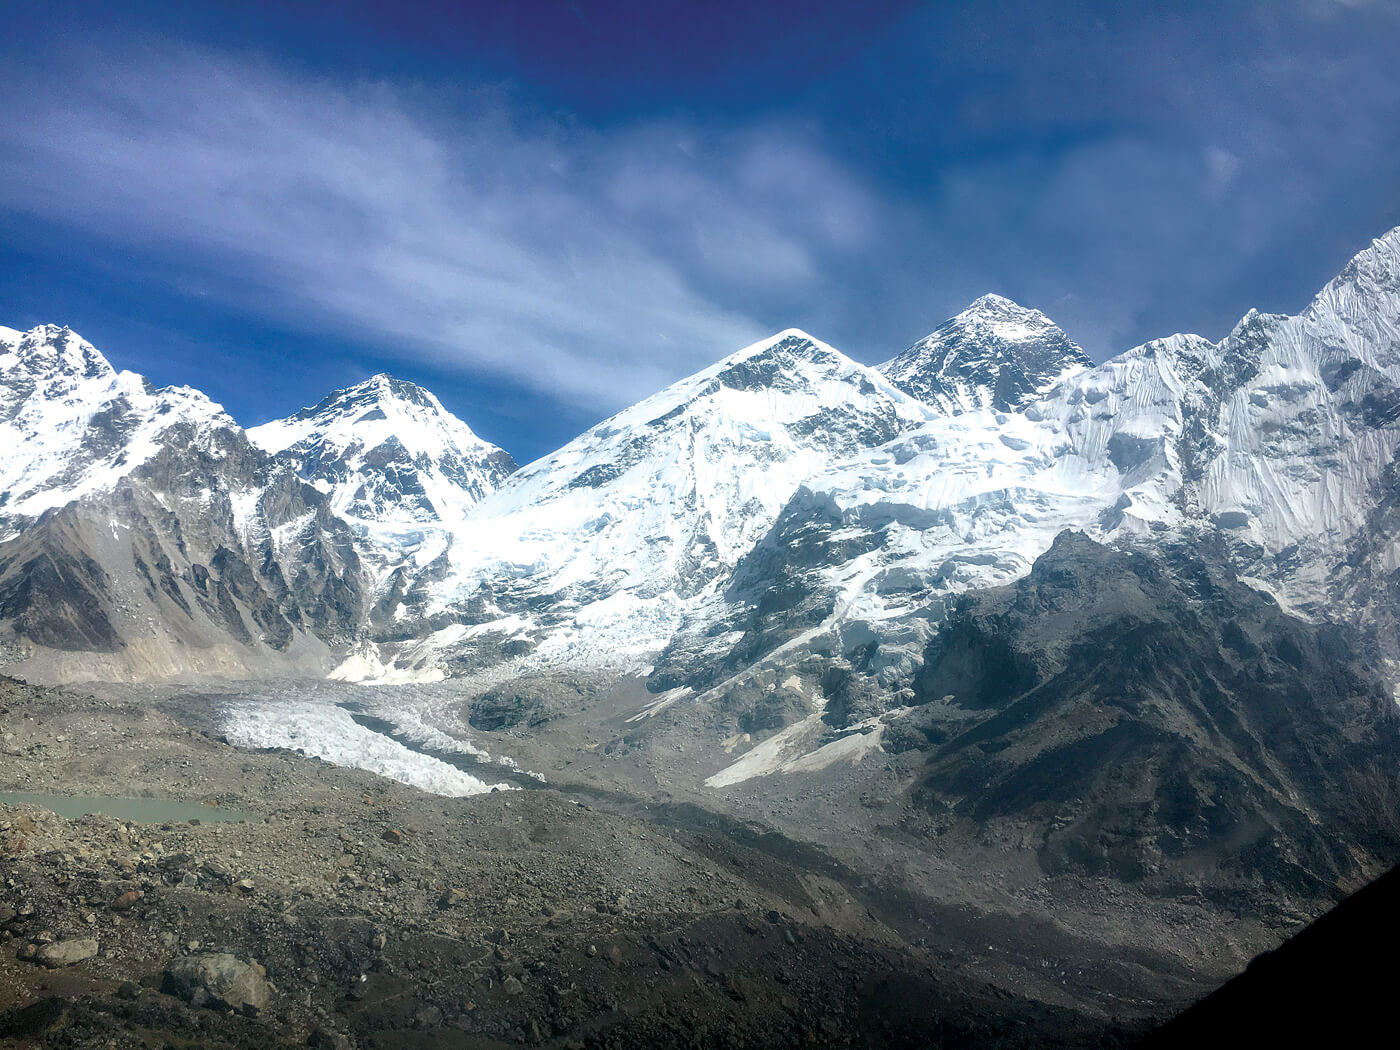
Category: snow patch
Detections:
[{"x1": 220, "y1": 698, "x2": 512, "y2": 796}]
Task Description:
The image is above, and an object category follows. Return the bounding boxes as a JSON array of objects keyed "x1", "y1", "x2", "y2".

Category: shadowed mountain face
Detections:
[
  {"x1": 898, "y1": 532, "x2": 1400, "y2": 908},
  {"x1": 0, "y1": 424, "x2": 368, "y2": 681}
]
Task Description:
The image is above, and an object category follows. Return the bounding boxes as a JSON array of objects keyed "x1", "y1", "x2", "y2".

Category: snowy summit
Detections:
[
  {"x1": 249, "y1": 374, "x2": 517, "y2": 529},
  {"x1": 880, "y1": 293, "x2": 1092, "y2": 414}
]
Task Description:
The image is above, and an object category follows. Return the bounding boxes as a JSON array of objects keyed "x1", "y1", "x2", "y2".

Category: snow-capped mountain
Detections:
[
  {"x1": 6, "y1": 225, "x2": 1400, "y2": 704},
  {"x1": 352, "y1": 330, "x2": 937, "y2": 681},
  {"x1": 669, "y1": 228, "x2": 1400, "y2": 720},
  {"x1": 248, "y1": 374, "x2": 516, "y2": 530},
  {"x1": 880, "y1": 293, "x2": 1092, "y2": 413},
  {"x1": 0, "y1": 325, "x2": 233, "y2": 539},
  {"x1": 649, "y1": 329, "x2": 1198, "y2": 699},
  {"x1": 0, "y1": 326, "x2": 370, "y2": 681}
]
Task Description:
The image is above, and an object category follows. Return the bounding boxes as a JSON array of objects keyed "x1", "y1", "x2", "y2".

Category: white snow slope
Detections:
[
  {"x1": 357, "y1": 330, "x2": 937, "y2": 678},
  {"x1": 248, "y1": 374, "x2": 516, "y2": 531}
]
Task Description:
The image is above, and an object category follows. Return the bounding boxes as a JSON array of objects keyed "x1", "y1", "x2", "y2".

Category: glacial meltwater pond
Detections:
[{"x1": 0, "y1": 792, "x2": 247, "y2": 823}]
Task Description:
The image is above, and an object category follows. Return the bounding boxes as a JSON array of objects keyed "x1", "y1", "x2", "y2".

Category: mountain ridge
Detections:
[{"x1": 5, "y1": 225, "x2": 1400, "y2": 693}]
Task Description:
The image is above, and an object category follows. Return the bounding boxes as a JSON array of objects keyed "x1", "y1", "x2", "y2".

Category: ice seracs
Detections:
[{"x1": 880, "y1": 293, "x2": 1092, "y2": 414}]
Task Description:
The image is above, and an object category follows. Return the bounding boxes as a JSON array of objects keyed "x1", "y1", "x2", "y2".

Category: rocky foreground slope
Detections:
[
  {"x1": 0, "y1": 677, "x2": 1140, "y2": 1049},
  {"x1": 1141, "y1": 860, "x2": 1400, "y2": 1048},
  {"x1": 901, "y1": 533, "x2": 1400, "y2": 905}
]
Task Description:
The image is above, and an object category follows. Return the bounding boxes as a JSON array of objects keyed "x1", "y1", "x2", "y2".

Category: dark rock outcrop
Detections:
[{"x1": 903, "y1": 532, "x2": 1400, "y2": 906}]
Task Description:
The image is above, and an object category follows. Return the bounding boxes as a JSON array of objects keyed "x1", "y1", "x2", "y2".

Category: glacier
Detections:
[{"x1": 6, "y1": 226, "x2": 1400, "y2": 791}]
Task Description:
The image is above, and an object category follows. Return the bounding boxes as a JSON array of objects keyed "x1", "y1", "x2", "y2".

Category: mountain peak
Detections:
[
  {"x1": 594, "y1": 327, "x2": 925, "y2": 437},
  {"x1": 879, "y1": 296, "x2": 1090, "y2": 414},
  {"x1": 965, "y1": 292, "x2": 1020, "y2": 310},
  {"x1": 362, "y1": 372, "x2": 421, "y2": 396},
  {"x1": 712, "y1": 328, "x2": 835, "y2": 369},
  {"x1": 292, "y1": 373, "x2": 444, "y2": 422},
  {"x1": 949, "y1": 294, "x2": 1066, "y2": 340},
  {"x1": 1306, "y1": 226, "x2": 1400, "y2": 335},
  {"x1": 0, "y1": 324, "x2": 115, "y2": 385},
  {"x1": 248, "y1": 374, "x2": 516, "y2": 527},
  {"x1": 1368, "y1": 224, "x2": 1400, "y2": 251}
]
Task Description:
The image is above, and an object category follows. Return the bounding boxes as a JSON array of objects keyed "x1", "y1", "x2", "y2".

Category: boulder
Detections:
[
  {"x1": 35, "y1": 938, "x2": 98, "y2": 968},
  {"x1": 163, "y1": 953, "x2": 269, "y2": 1016},
  {"x1": 437, "y1": 887, "x2": 467, "y2": 909}
]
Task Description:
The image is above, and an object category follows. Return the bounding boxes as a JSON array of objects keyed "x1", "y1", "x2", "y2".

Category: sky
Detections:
[{"x1": 3, "y1": 0, "x2": 1400, "y2": 463}]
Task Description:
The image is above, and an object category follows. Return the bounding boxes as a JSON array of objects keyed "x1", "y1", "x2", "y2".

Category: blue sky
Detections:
[{"x1": 3, "y1": 0, "x2": 1399, "y2": 463}]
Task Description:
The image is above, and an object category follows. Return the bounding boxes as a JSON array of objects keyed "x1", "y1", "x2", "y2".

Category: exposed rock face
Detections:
[
  {"x1": 901, "y1": 533, "x2": 1400, "y2": 904},
  {"x1": 879, "y1": 293, "x2": 1092, "y2": 413},
  {"x1": 0, "y1": 325, "x2": 231, "y2": 538},
  {"x1": 0, "y1": 326, "x2": 369, "y2": 683}
]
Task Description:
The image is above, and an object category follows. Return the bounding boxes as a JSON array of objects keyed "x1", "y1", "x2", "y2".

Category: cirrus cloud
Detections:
[{"x1": 0, "y1": 42, "x2": 879, "y2": 411}]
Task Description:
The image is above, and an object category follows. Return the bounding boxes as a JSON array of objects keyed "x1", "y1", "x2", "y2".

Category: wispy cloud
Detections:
[
  {"x1": 0, "y1": 44, "x2": 877, "y2": 410},
  {"x1": 3, "y1": 1, "x2": 1400, "y2": 438}
]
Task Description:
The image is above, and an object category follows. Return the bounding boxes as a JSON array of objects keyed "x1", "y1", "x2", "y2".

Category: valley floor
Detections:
[{"x1": 1, "y1": 676, "x2": 1146, "y2": 1049}]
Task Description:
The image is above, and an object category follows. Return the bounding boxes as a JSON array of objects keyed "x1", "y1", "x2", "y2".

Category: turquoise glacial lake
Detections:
[{"x1": 0, "y1": 791, "x2": 247, "y2": 823}]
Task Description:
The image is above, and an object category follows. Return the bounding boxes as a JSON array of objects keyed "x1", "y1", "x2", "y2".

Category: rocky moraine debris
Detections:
[{"x1": 0, "y1": 676, "x2": 1138, "y2": 1048}]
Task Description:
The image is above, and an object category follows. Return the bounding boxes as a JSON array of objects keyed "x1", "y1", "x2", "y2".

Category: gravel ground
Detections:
[{"x1": 0, "y1": 677, "x2": 1145, "y2": 1048}]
